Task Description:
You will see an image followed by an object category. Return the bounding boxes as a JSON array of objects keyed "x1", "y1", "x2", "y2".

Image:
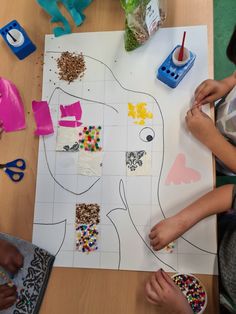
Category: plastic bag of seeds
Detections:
[{"x1": 121, "y1": 0, "x2": 167, "y2": 51}]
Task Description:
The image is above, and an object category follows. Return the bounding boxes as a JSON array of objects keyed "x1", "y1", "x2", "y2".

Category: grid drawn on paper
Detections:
[{"x1": 33, "y1": 29, "x2": 217, "y2": 274}]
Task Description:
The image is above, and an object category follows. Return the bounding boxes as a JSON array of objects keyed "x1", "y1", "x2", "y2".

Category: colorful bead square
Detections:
[
  {"x1": 75, "y1": 224, "x2": 99, "y2": 253},
  {"x1": 78, "y1": 126, "x2": 102, "y2": 152}
]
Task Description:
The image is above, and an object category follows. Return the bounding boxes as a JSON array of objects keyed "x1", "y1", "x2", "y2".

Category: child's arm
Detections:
[
  {"x1": 193, "y1": 73, "x2": 236, "y2": 106},
  {"x1": 149, "y1": 184, "x2": 234, "y2": 251},
  {"x1": 186, "y1": 106, "x2": 236, "y2": 173}
]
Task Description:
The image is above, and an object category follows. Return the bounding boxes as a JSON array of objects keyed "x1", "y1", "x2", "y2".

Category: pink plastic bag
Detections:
[{"x1": 0, "y1": 77, "x2": 26, "y2": 132}]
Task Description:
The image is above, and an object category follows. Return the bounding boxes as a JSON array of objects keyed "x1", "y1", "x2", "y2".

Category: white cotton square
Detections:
[
  {"x1": 56, "y1": 126, "x2": 80, "y2": 152},
  {"x1": 78, "y1": 151, "x2": 103, "y2": 176},
  {"x1": 126, "y1": 150, "x2": 151, "y2": 176}
]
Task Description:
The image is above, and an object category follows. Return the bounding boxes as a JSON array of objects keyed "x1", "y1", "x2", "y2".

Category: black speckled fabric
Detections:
[{"x1": 0, "y1": 233, "x2": 54, "y2": 314}]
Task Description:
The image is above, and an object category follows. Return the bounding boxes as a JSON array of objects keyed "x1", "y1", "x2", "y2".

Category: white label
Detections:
[
  {"x1": 145, "y1": 0, "x2": 161, "y2": 36},
  {"x1": 6, "y1": 29, "x2": 24, "y2": 47}
]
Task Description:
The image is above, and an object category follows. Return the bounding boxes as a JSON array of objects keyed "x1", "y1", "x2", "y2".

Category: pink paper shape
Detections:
[
  {"x1": 165, "y1": 153, "x2": 201, "y2": 185},
  {"x1": 59, "y1": 101, "x2": 82, "y2": 127},
  {"x1": 32, "y1": 101, "x2": 54, "y2": 136},
  {"x1": 0, "y1": 77, "x2": 26, "y2": 132},
  {"x1": 60, "y1": 101, "x2": 82, "y2": 118}
]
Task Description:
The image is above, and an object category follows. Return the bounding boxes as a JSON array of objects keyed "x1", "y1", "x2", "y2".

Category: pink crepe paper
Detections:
[
  {"x1": 59, "y1": 120, "x2": 82, "y2": 127},
  {"x1": 32, "y1": 101, "x2": 54, "y2": 136},
  {"x1": 165, "y1": 153, "x2": 201, "y2": 185},
  {"x1": 59, "y1": 101, "x2": 82, "y2": 127},
  {"x1": 0, "y1": 77, "x2": 26, "y2": 132}
]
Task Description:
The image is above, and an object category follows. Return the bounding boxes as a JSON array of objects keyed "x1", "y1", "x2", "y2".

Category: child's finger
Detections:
[
  {"x1": 146, "y1": 295, "x2": 157, "y2": 304},
  {"x1": 185, "y1": 111, "x2": 192, "y2": 124},
  {"x1": 152, "y1": 242, "x2": 162, "y2": 251},
  {"x1": 150, "y1": 237, "x2": 159, "y2": 248},
  {"x1": 145, "y1": 281, "x2": 159, "y2": 304},
  {"x1": 194, "y1": 81, "x2": 206, "y2": 97},
  {"x1": 161, "y1": 270, "x2": 176, "y2": 287},
  {"x1": 197, "y1": 94, "x2": 216, "y2": 105},
  {"x1": 4, "y1": 262, "x2": 18, "y2": 274},
  {"x1": 2, "y1": 293, "x2": 17, "y2": 309},
  {"x1": 13, "y1": 251, "x2": 24, "y2": 270},
  {"x1": 145, "y1": 295, "x2": 158, "y2": 305},
  {"x1": 150, "y1": 272, "x2": 163, "y2": 294},
  {"x1": 1, "y1": 296, "x2": 17, "y2": 310},
  {"x1": 149, "y1": 229, "x2": 157, "y2": 239},
  {"x1": 154, "y1": 269, "x2": 167, "y2": 290},
  {"x1": 2, "y1": 286, "x2": 17, "y2": 298},
  {"x1": 191, "y1": 106, "x2": 202, "y2": 116},
  {"x1": 194, "y1": 84, "x2": 214, "y2": 104}
]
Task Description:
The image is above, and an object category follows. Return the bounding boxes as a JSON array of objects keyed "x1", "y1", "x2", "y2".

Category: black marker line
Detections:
[
  {"x1": 34, "y1": 219, "x2": 67, "y2": 256},
  {"x1": 106, "y1": 208, "x2": 125, "y2": 270}
]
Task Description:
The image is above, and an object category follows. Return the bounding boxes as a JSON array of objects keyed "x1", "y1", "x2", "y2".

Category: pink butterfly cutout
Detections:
[{"x1": 165, "y1": 153, "x2": 201, "y2": 185}]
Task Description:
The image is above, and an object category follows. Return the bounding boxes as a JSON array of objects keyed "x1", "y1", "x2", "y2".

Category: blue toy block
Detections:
[
  {"x1": 157, "y1": 45, "x2": 196, "y2": 88},
  {"x1": 0, "y1": 20, "x2": 36, "y2": 60}
]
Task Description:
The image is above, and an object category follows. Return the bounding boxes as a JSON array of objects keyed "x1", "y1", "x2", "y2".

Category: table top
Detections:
[{"x1": 0, "y1": 1, "x2": 218, "y2": 313}]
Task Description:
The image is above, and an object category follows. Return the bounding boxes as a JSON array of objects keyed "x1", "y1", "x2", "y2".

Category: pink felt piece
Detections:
[
  {"x1": 165, "y1": 153, "x2": 201, "y2": 185},
  {"x1": 32, "y1": 100, "x2": 54, "y2": 136},
  {"x1": 59, "y1": 101, "x2": 82, "y2": 127},
  {"x1": 60, "y1": 101, "x2": 82, "y2": 120},
  {"x1": 0, "y1": 77, "x2": 26, "y2": 132},
  {"x1": 58, "y1": 120, "x2": 82, "y2": 127}
]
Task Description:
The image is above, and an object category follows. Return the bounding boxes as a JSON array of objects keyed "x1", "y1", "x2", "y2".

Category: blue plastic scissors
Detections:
[{"x1": 0, "y1": 158, "x2": 26, "y2": 182}]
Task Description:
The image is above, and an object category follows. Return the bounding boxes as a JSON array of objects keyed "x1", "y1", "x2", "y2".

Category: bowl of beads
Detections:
[{"x1": 172, "y1": 273, "x2": 207, "y2": 314}]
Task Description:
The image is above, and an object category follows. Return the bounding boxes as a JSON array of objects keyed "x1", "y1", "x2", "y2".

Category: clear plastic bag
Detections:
[{"x1": 121, "y1": 0, "x2": 167, "y2": 51}]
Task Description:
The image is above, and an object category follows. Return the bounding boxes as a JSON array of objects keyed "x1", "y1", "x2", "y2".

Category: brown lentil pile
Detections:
[
  {"x1": 76, "y1": 203, "x2": 100, "y2": 225},
  {"x1": 56, "y1": 51, "x2": 86, "y2": 83}
]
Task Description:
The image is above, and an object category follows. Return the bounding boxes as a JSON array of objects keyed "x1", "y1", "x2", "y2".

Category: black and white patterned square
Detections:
[{"x1": 126, "y1": 150, "x2": 151, "y2": 176}]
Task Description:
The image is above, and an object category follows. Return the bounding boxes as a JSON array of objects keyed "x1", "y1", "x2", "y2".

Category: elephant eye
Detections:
[{"x1": 139, "y1": 127, "x2": 155, "y2": 142}]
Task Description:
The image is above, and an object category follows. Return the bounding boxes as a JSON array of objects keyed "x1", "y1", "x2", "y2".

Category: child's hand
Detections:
[
  {"x1": 0, "y1": 284, "x2": 18, "y2": 310},
  {"x1": 185, "y1": 107, "x2": 218, "y2": 148},
  {"x1": 145, "y1": 269, "x2": 193, "y2": 314},
  {"x1": 0, "y1": 239, "x2": 24, "y2": 274},
  {"x1": 149, "y1": 216, "x2": 186, "y2": 251},
  {"x1": 193, "y1": 77, "x2": 235, "y2": 107}
]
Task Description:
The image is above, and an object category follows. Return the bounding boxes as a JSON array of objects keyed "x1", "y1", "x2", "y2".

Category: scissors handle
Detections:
[
  {"x1": 4, "y1": 168, "x2": 24, "y2": 182},
  {"x1": 6, "y1": 159, "x2": 26, "y2": 170}
]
